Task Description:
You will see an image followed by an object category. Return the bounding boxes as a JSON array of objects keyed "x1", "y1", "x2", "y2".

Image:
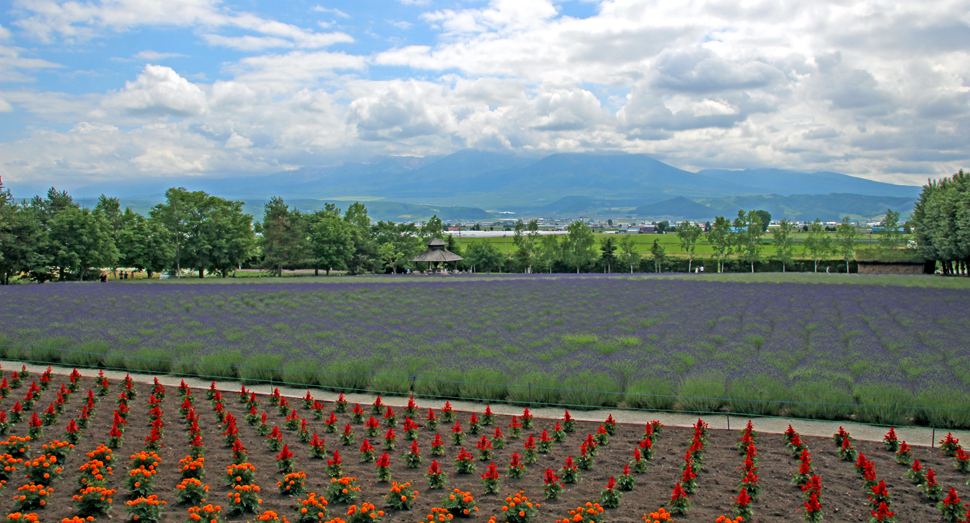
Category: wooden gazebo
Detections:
[{"x1": 410, "y1": 238, "x2": 463, "y2": 273}]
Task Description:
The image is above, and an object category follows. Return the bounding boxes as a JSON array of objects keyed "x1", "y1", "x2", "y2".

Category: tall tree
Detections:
[
  {"x1": 835, "y1": 217, "x2": 859, "y2": 274},
  {"x1": 753, "y1": 210, "x2": 772, "y2": 232},
  {"x1": 465, "y1": 241, "x2": 503, "y2": 273},
  {"x1": 150, "y1": 188, "x2": 254, "y2": 278},
  {"x1": 802, "y1": 218, "x2": 832, "y2": 272},
  {"x1": 0, "y1": 183, "x2": 48, "y2": 284},
  {"x1": 198, "y1": 199, "x2": 256, "y2": 277},
  {"x1": 117, "y1": 213, "x2": 173, "y2": 278},
  {"x1": 421, "y1": 215, "x2": 444, "y2": 240},
  {"x1": 512, "y1": 219, "x2": 540, "y2": 273},
  {"x1": 29, "y1": 187, "x2": 80, "y2": 280},
  {"x1": 736, "y1": 210, "x2": 764, "y2": 273},
  {"x1": 599, "y1": 236, "x2": 617, "y2": 273},
  {"x1": 772, "y1": 219, "x2": 796, "y2": 272},
  {"x1": 617, "y1": 234, "x2": 639, "y2": 273},
  {"x1": 676, "y1": 220, "x2": 703, "y2": 272},
  {"x1": 373, "y1": 221, "x2": 423, "y2": 273},
  {"x1": 877, "y1": 209, "x2": 904, "y2": 250},
  {"x1": 149, "y1": 187, "x2": 196, "y2": 278},
  {"x1": 535, "y1": 234, "x2": 561, "y2": 273},
  {"x1": 308, "y1": 207, "x2": 354, "y2": 275},
  {"x1": 48, "y1": 206, "x2": 118, "y2": 281},
  {"x1": 650, "y1": 239, "x2": 667, "y2": 273},
  {"x1": 561, "y1": 220, "x2": 596, "y2": 273},
  {"x1": 260, "y1": 197, "x2": 306, "y2": 277},
  {"x1": 708, "y1": 216, "x2": 732, "y2": 273},
  {"x1": 344, "y1": 202, "x2": 377, "y2": 274},
  {"x1": 93, "y1": 195, "x2": 125, "y2": 278}
]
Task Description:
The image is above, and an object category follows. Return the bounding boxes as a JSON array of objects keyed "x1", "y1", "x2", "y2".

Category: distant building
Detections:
[{"x1": 625, "y1": 226, "x2": 655, "y2": 234}]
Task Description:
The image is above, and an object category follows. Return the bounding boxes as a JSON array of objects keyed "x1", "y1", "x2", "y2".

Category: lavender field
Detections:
[{"x1": 2, "y1": 276, "x2": 970, "y2": 427}]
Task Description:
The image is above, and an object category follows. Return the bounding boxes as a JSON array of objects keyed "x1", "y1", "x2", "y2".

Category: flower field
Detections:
[
  {"x1": 0, "y1": 369, "x2": 968, "y2": 522},
  {"x1": 2, "y1": 277, "x2": 970, "y2": 426}
]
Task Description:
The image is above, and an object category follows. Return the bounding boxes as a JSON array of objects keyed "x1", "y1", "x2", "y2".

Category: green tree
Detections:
[
  {"x1": 708, "y1": 216, "x2": 732, "y2": 273},
  {"x1": 535, "y1": 234, "x2": 561, "y2": 273},
  {"x1": 802, "y1": 218, "x2": 832, "y2": 272},
  {"x1": 599, "y1": 236, "x2": 617, "y2": 273},
  {"x1": 29, "y1": 187, "x2": 80, "y2": 280},
  {"x1": 344, "y1": 202, "x2": 377, "y2": 274},
  {"x1": 650, "y1": 239, "x2": 667, "y2": 272},
  {"x1": 562, "y1": 220, "x2": 596, "y2": 273},
  {"x1": 465, "y1": 241, "x2": 504, "y2": 273},
  {"x1": 373, "y1": 221, "x2": 423, "y2": 273},
  {"x1": 378, "y1": 242, "x2": 406, "y2": 274},
  {"x1": 512, "y1": 220, "x2": 540, "y2": 273},
  {"x1": 676, "y1": 220, "x2": 703, "y2": 272},
  {"x1": 736, "y1": 210, "x2": 764, "y2": 273},
  {"x1": 835, "y1": 217, "x2": 859, "y2": 274},
  {"x1": 48, "y1": 206, "x2": 118, "y2": 281},
  {"x1": 117, "y1": 213, "x2": 173, "y2": 279},
  {"x1": 203, "y1": 199, "x2": 256, "y2": 277},
  {"x1": 877, "y1": 209, "x2": 904, "y2": 250},
  {"x1": 754, "y1": 210, "x2": 772, "y2": 232},
  {"x1": 0, "y1": 184, "x2": 48, "y2": 284},
  {"x1": 149, "y1": 187, "x2": 195, "y2": 278},
  {"x1": 655, "y1": 220, "x2": 670, "y2": 234},
  {"x1": 260, "y1": 197, "x2": 306, "y2": 277},
  {"x1": 772, "y1": 219, "x2": 796, "y2": 272},
  {"x1": 150, "y1": 188, "x2": 254, "y2": 278},
  {"x1": 93, "y1": 195, "x2": 125, "y2": 278},
  {"x1": 910, "y1": 172, "x2": 970, "y2": 275},
  {"x1": 617, "y1": 234, "x2": 639, "y2": 273},
  {"x1": 421, "y1": 215, "x2": 444, "y2": 240},
  {"x1": 308, "y1": 207, "x2": 354, "y2": 275}
]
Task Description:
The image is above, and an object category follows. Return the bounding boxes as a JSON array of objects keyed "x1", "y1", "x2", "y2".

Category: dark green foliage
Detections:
[
  {"x1": 197, "y1": 351, "x2": 242, "y2": 379},
  {"x1": 677, "y1": 375, "x2": 726, "y2": 413},
  {"x1": 726, "y1": 376, "x2": 789, "y2": 416},
  {"x1": 239, "y1": 353, "x2": 284, "y2": 384}
]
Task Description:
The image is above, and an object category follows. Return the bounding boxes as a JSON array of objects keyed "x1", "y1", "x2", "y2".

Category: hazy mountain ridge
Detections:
[{"x1": 5, "y1": 150, "x2": 922, "y2": 221}]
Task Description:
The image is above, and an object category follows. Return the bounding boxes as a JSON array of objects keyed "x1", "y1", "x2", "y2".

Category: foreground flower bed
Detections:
[{"x1": 0, "y1": 370, "x2": 965, "y2": 522}]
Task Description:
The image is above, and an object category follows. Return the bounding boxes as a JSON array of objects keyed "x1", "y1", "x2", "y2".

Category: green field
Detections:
[{"x1": 455, "y1": 231, "x2": 901, "y2": 258}]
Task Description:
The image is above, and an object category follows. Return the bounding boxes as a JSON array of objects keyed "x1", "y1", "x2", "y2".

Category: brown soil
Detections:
[{"x1": 0, "y1": 373, "x2": 967, "y2": 522}]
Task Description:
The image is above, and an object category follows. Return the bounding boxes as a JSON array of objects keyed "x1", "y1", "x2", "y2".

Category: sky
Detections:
[{"x1": 1, "y1": 0, "x2": 969, "y2": 193}]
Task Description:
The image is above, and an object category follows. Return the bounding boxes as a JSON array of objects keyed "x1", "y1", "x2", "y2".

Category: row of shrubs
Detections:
[{"x1": 2, "y1": 341, "x2": 968, "y2": 429}]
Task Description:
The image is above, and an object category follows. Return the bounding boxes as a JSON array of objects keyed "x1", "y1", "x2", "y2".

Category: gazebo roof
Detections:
[
  {"x1": 410, "y1": 249, "x2": 463, "y2": 263},
  {"x1": 411, "y1": 236, "x2": 463, "y2": 263}
]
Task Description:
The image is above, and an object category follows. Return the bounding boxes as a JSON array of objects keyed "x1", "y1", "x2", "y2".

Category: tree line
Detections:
[
  {"x1": 911, "y1": 169, "x2": 970, "y2": 275},
  {"x1": 0, "y1": 182, "x2": 905, "y2": 284}
]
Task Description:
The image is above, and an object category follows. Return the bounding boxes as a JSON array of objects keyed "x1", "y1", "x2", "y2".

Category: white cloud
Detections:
[
  {"x1": 228, "y1": 51, "x2": 366, "y2": 92},
  {"x1": 312, "y1": 7, "x2": 350, "y2": 18},
  {"x1": 13, "y1": 0, "x2": 353, "y2": 52},
  {"x1": 0, "y1": 96, "x2": 12, "y2": 113},
  {"x1": 224, "y1": 132, "x2": 252, "y2": 148},
  {"x1": 348, "y1": 80, "x2": 458, "y2": 141},
  {"x1": 5, "y1": 0, "x2": 970, "y2": 188},
  {"x1": 134, "y1": 50, "x2": 188, "y2": 61},
  {"x1": 388, "y1": 20, "x2": 414, "y2": 30},
  {"x1": 0, "y1": 40, "x2": 63, "y2": 82},
  {"x1": 209, "y1": 81, "x2": 259, "y2": 111},
  {"x1": 103, "y1": 64, "x2": 208, "y2": 116}
]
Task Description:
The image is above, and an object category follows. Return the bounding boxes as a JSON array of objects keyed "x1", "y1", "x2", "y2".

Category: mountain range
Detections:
[{"x1": 5, "y1": 150, "x2": 923, "y2": 221}]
